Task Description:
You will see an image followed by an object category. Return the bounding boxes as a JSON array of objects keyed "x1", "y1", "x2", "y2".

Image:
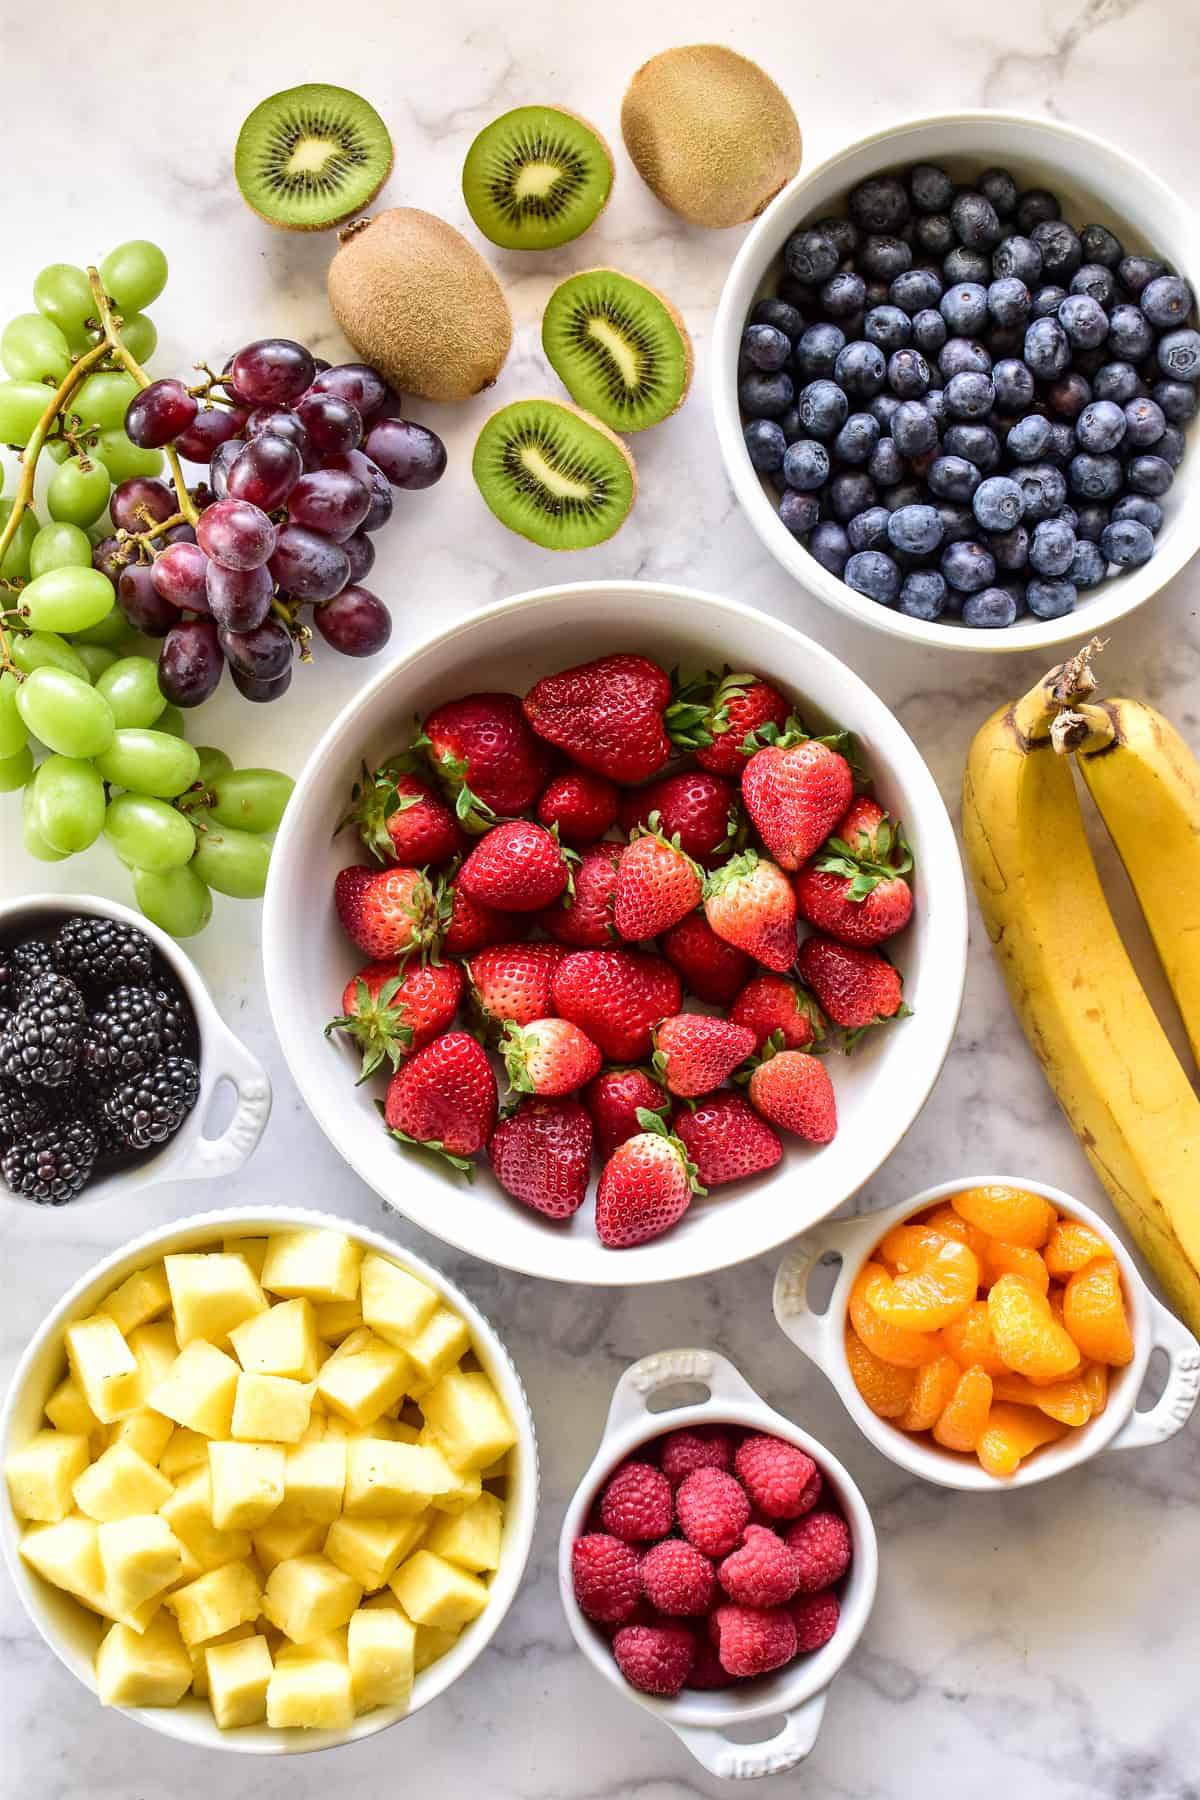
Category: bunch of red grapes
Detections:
[{"x1": 102, "y1": 339, "x2": 446, "y2": 705}]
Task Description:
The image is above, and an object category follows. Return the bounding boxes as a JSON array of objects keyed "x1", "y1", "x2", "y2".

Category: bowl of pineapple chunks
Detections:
[{"x1": 1, "y1": 1208, "x2": 538, "y2": 1752}]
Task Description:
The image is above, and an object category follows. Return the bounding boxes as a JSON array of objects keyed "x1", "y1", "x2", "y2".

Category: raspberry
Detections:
[
  {"x1": 789, "y1": 1590, "x2": 841, "y2": 1653},
  {"x1": 571, "y1": 1533, "x2": 642, "y2": 1624},
  {"x1": 711, "y1": 1603, "x2": 798, "y2": 1678},
  {"x1": 784, "y1": 1512, "x2": 853, "y2": 1593},
  {"x1": 718, "y1": 1524, "x2": 801, "y2": 1607},
  {"x1": 612, "y1": 1621, "x2": 695, "y2": 1696},
  {"x1": 685, "y1": 1633, "x2": 736, "y2": 1689},
  {"x1": 599, "y1": 1460, "x2": 674, "y2": 1543},
  {"x1": 640, "y1": 1538, "x2": 715, "y2": 1616},
  {"x1": 675, "y1": 1466, "x2": 751, "y2": 1558},
  {"x1": 734, "y1": 1434, "x2": 818, "y2": 1519},
  {"x1": 660, "y1": 1426, "x2": 735, "y2": 1486}
]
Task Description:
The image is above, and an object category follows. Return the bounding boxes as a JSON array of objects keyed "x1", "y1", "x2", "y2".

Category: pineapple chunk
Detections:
[
  {"x1": 348, "y1": 1604, "x2": 415, "y2": 1712},
  {"x1": 230, "y1": 1298, "x2": 319, "y2": 1381},
  {"x1": 277, "y1": 1440, "x2": 346, "y2": 1524},
  {"x1": 109, "y1": 1410, "x2": 174, "y2": 1467},
  {"x1": 252, "y1": 1518, "x2": 325, "y2": 1576},
  {"x1": 73, "y1": 1443, "x2": 172, "y2": 1523},
  {"x1": 359, "y1": 1256, "x2": 439, "y2": 1349},
  {"x1": 44, "y1": 1376, "x2": 102, "y2": 1442},
  {"x1": 265, "y1": 1655, "x2": 354, "y2": 1730},
  {"x1": 424, "y1": 1492, "x2": 503, "y2": 1572},
  {"x1": 6, "y1": 1430, "x2": 90, "y2": 1522},
  {"x1": 316, "y1": 1332, "x2": 411, "y2": 1429},
  {"x1": 165, "y1": 1253, "x2": 268, "y2": 1347},
  {"x1": 343, "y1": 1441, "x2": 459, "y2": 1517},
  {"x1": 148, "y1": 1339, "x2": 240, "y2": 1438},
  {"x1": 231, "y1": 1373, "x2": 313, "y2": 1444},
  {"x1": 323, "y1": 1513, "x2": 428, "y2": 1591},
  {"x1": 390, "y1": 1550, "x2": 488, "y2": 1629},
  {"x1": 404, "y1": 1307, "x2": 470, "y2": 1391},
  {"x1": 420, "y1": 1369, "x2": 516, "y2": 1471},
  {"x1": 313, "y1": 1299, "x2": 362, "y2": 1344},
  {"x1": 188, "y1": 1622, "x2": 253, "y2": 1698},
  {"x1": 209, "y1": 1443, "x2": 285, "y2": 1531},
  {"x1": 416, "y1": 1428, "x2": 483, "y2": 1512},
  {"x1": 261, "y1": 1230, "x2": 362, "y2": 1304},
  {"x1": 261, "y1": 1554, "x2": 361, "y2": 1645},
  {"x1": 224, "y1": 1235, "x2": 268, "y2": 1279},
  {"x1": 20, "y1": 1514, "x2": 108, "y2": 1613},
  {"x1": 101, "y1": 1262, "x2": 171, "y2": 1336},
  {"x1": 413, "y1": 1622, "x2": 460, "y2": 1672},
  {"x1": 206, "y1": 1633, "x2": 273, "y2": 1728},
  {"x1": 98, "y1": 1515, "x2": 183, "y2": 1614},
  {"x1": 369, "y1": 1418, "x2": 420, "y2": 1444},
  {"x1": 159, "y1": 1467, "x2": 252, "y2": 1572},
  {"x1": 275, "y1": 1629, "x2": 348, "y2": 1664},
  {"x1": 96, "y1": 1611, "x2": 192, "y2": 1708},
  {"x1": 65, "y1": 1316, "x2": 140, "y2": 1424},
  {"x1": 165, "y1": 1559, "x2": 261, "y2": 1647},
  {"x1": 158, "y1": 1426, "x2": 209, "y2": 1479},
  {"x1": 126, "y1": 1322, "x2": 179, "y2": 1398}
]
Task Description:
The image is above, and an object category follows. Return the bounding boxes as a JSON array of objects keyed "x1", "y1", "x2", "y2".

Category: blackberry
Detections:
[
  {"x1": 0, "y1": 1081, "x2": 55, "y2": 1142},
  {"x1": 2, "y1": 1118, "x2": 97, "y2": 1204},
  {"x1": 52, "y1": 916, "x2": 154, "y2": 991},
  {"x1": 0, "y1": 974, "x2": 86, "y2": 1088},
  {"x1": 103, "y1": 1055, "x2": 200, "y2": 1150},
  {"x1": 152, "y1": 983, "x2": 198, "y2": 1060},
  {"x1": 10, "y1": 940, "x2": 54, "y2": 1002},
  {"x1": 82, "y1": 985, "x2": 163, "y2": 1082}
]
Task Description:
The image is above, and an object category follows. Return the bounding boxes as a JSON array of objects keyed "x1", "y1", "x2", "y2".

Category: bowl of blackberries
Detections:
[
  {"x1": 0, "y1": 895, "x2": 270, "y2": 1206},
  {"x1": 714, "y1": 112, "x2": 1199, "y2": 647}
]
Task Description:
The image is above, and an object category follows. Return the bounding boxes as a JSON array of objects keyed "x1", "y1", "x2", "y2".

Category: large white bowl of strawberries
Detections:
[{"x1": 263, "y1": 582, "x2": 967, "y2": 1284}]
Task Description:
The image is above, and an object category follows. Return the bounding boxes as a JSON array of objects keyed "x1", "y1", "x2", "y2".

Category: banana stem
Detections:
[
  {"x1": 1051, "y1": 704, "x2": 1118, "y2": 757},
  {"x1": 1012, "y1": 638, "x2": 1108, "y2": 745}
]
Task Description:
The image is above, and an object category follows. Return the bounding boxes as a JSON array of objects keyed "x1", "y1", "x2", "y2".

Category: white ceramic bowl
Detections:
[
  {"x1": 772, "y1": 1177, "x2": 1200, "y2": 1490},
  {"x1": 0, "y1": 893, "x2": 270, "y2": 1204},
  {"x1": 0, "y1": 1205, "x2": 539, "y2": 1754},
  {"x1": 262, "y1": 579, "x2": 968, "y2": 1286},
  {"x1": 557, "y1": 1348, "x2": 878, "y2": 1781},
  {"x1": 714, "y1": 110, "x2": 1200, "y2": 654}
]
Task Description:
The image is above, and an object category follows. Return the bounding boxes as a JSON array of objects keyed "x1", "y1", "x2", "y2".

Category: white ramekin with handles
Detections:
[
  {"x1": 772, "y1": 1177, "x2": 1200, "y2": 1490},
  {"x1": 0, "y1": 1206, "x2": 539, "y2": 1754},
  {"x1": 557, "y1": 1347, "x2": 878, "y2": 1781},
  {"x1": 0, "y1": 893, "x2": 270, "y2": 1202}
]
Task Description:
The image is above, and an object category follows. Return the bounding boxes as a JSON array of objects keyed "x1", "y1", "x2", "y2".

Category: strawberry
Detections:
[
  {"x1": 613, "y1": 819, "x2": 703, "y2": 942},
  {"x1": 383, "y1": 1030, "x2": 499, "y2": 1170},
  {"x1": 333, "y1": 864, "x2": 376, "y2": 950},
  {"x1": 458, "y1": 819, "x2": 573, "y2": 912},
  {"x1": 794, "y1": 810, "x2": 914, "y2": 948},
  {"x1": 730, "y1": 973, "x2": 824, "y2": 1053},
  {"x1": 536, "y1": 768, "x2": 620, "y2": 846},
  {"x1": 703, "y1": 851, "x2": 798, "y2": 972},
  {"x1": 747, "y1": 1046, "x2": 837, "y2": 1143},
  {"x1": 672, "y1": 1091, "x2": 783, "y2": 1187},
  {"x1": 835, "y1": 795, "x2": 889, "y2": 859},
  {"x1": 795, "y1": 935, "x2": 908, "y2": 1037},
  {"x1": 466, "y1": 942, "x2": 565, "y2": 1033},
  {"x1": 584, "y1": 1066, "x2": 669, "y2": 1159},
  {"x1": 421, "y1": 691, "x2": 553, "y2": 827},
  {"x1": 684, "y1": 669, "x2": 791, "y2": 777},
  {"x1": 595, "y1": 1109, "x2": 705, "y2": 1248},
  {"x1": 326, "y1": 959, "x2": 464, "y2": 1080},
  {"x1": 440, "y1": 879, "x2": 520, "y2": 956},
  {"x1": 741, "y1": 737, "x2": 854, "y2": 870},
  {"x1": 552, "y1": 948, "x2": 682, "y2": 1063},
  {"x1": 523, "y1": 653, "x2": 707, "y2": 784},
  {"x1": 659, "y1": 912, "x2": 752, "y2": 1006},
  {"x1": 351, "y1": 867, "x2": 443, "y2": 962},
  {"x1": 488, "y1": 1095, "x2": 592, "y2": 1219},
  {"x1": 652, "y1": 1014, "x2": 757, "y2": 1098},
  {"x1": 618, "y1": 771, "x2": 741, "y2": 865},
  {"x1": 343, "y1": 761, "x2": 465, "y2": 868},
  {"x1": 501, "y1": 1017, "x2": 602, "y2": 1096},
  {"x1": 538, "y1": 842, "x2": 620, "y2": 947}
]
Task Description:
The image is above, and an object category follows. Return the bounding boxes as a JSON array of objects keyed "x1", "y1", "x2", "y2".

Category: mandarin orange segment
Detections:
[
  {"x1": 976, "y1": 1404, "x2": 1069, "y2": 1478},
  {"x1": 844, "y1": 1326, "x2": 918, "y2": 1418},
  {"x1": 981, "y1": 1240, "x2": 1050, "y2": 1294},
  {"x1": 897, "y1": 1353, "x2": 961, "y2": 1433},
  {"x1": 921, "y1": 1205, "x2": 990, "y2": 1264},
  {"x1": 1081, "y1": 1362, "x2": 1109, "y2": 1418},
  {"x1": 941, "y1": 1300, "x2": 1007, "y2": 1377},
  {"x1": 931, "y1": 1364, "x2": 993, "y2": 1452},
  {"x1": 1063, "y1": 1259, "x2": 1134, "y2": 1367},
  {"x1": 992, "y1": 1371, "x2": 1092, "y2": 1427},
  {"x1": 950, "y1": 1184, "x2": 1056, "y2": 1249},
  {"x1": 987, "y1": 1273, "x2": 1081, "y2": 1382},
  {"x1": 862, "y1": 1237, "x2": 978, "y2": 1333},
  {"x1": 1043, "y1": 1217, "x2": 1115, "y2": 1279},
  {"x1": 849, "y1": 1264, "x2": 943, "y2": 1367}
]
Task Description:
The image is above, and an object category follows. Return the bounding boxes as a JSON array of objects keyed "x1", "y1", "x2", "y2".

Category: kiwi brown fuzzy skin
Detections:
[
  {"x1": 327, "y1": 208, "x2": 513, "y2": 403},
  {"x1": 545, "y1": 268, "x2": 694, "y2": 427},
  {"x1": 463, "y1": 106, "x2": 616, "y2": 252},
  {"x1": 621, "y1": 44, "x2": 801, "y2": 229}
]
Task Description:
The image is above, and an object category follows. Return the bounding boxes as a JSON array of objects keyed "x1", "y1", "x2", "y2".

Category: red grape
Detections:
[
  {"x1": 227, "y1": 434, "x2": 304, "y2": 510},
  {"x1": 117, "y1": 562, "x2": 177, "y2": 636},
  {"x1": 231, "y1": 662, "x2": 292, "y2": 703},
  {"x1": 268, "y1": 524, "x2": 350, "y2": 601},
  {"x1": 175, "y1": 405, "x2": 246, "y2": 463},
  {"x1": 125, "y1": 378, "x2": 198, "y2": 449},
  {"x1": 151, "y1": 541, "x2": 211, "y2": 612},
  {"x1": 159, "y1": 619, "x2": 225, "y2": 707},
  {"x1": 313, "y1": 585, "x2": 392, "y2": 657},
  {"x1": 245, "y1": 407, "x2": 309, "y2": 456},
  {"x1": 218, "y1": 618, "x2": 293, "y2": 681},
  {"x1": 209, "y1": 440, "x2": 245, "y2": 499},
  {"x1": 196, "y1": 498, "x2": 277, "y2": 570},
  {"x1": 296, "y1": 390, "x2": 362, "y2": 456},
  {"x1": 93, "y1": 536, "x2": 131, "y2": 582},
  {"x1": 286, "y1": 469, "x2": 371, "y2": 539},
  {"x1": 161, "y1": 522, "x2": 198, "y2": 547},
  {"x1": 110, "y1": 477, "x2": 177, "y2": 533},
  {"x1": 230, "y1": 339, "x2": 315, "y2": 407},
  {"x1": 343, "y1": 531, "x2": 376, "y2": 583},
  {"x1": 309, "y1": 363, "x2": 390, "y2": 422},
  {"x1": 323, "y1": 450, "x2": 393, "y2": 532},
  {"x1": 363, "y1": 418, "x2": 446, "y2": 489},
  {"x1": 206, "y1": 561, "x2": 274, "y2": 631}
]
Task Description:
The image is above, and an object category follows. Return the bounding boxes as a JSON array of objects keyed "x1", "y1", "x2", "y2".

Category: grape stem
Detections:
[{"x1": 87, "y1": 269, "x2": 199, "y2": 530}]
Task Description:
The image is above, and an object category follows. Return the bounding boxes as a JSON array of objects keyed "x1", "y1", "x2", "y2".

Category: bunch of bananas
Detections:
[{"x1": 963, "y1": 642, "x2": 1200, "y2": 1333}]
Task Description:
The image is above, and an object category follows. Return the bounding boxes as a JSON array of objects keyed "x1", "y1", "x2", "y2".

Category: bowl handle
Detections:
[
  {"x1": 603, "y1": 1348, "x2": 762, "y2": 1437},
  {"x1": 1108, "y1": 1294, "x2": 1200, "y2": 1451},
  {"x1": 669, "y1": 1690, "x2": 828, "y2": 1779},
  {"x1": 772, "y1": 1212, "x2": 884, "y2": 1367},
  {"x1": 175, "y1": 1021, "x2": 273, "y2": 1182}
]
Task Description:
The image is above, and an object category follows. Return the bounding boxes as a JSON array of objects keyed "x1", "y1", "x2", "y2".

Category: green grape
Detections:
[
  {"x1": 0, "y1": 380, "x2": 55, "y2": 443},
  {"x1": 1, "y1": 313, "x2": 71, "y2": 384},
  {"x1": 155, "y1": 704, "x2": 186, "y2": 739},
  {"x1": 33, "y1": 753, "x2": 106, "y2": 854},
  {"x1": 120, "y1": 315, "x2": 157, "y2": 363},
  {"x1": 0, "y1": 670, "x2": 27, "y2": 758},
  {"x1": 21, "y1": 564, "x2": 115, "y2": 633},
  {"x1": 0, "y1": 743, "x2": 34, "y2": 792},
  {"x1": 30, "y1": 520, "x2": 93, "y2": 578},
  {"x1": 45, "y1": 439, "x2": 73, "y2": 465},
  {"x1": 70, "y1": 370, "x2": 138, "y2": 431},
  {"x1": 209, "y1": 767, "x2": 295, "y2": 834},
  {"x1": 73, "y1": 607, "x2": 135, "y2": 649},
  {"x1": 105, "y1": 791, "x2": 195, "y2": 871},
  {"x1": 100, "y1": 242, "x2": 168, "y2": 315},
  {"x1": 133, "y1": 864, "x2": 212, "y2": 938},
  {"x1": 191, "y1": 814, "x2": 272, "y2": 898},
  {"x1": 76, "y1": 643, "x2": 116, "y2": 682},
  {"x1": 47, "y1": 453, "x2": 112, "y2": 527},
  {"x1": 96, "y1": 654, "x2": 165, "y2": 727},
  {"x1": 194, "y1": 745, "x2": 233, "y2": 788},
  {"x1": 0, "y1": 501, "x2": 39, "y2": 581},
  {"x1": 10, "y1": 629, "x2": 90, "y2": 681},
  {"x1": 93, "y1": 429, "x2": 164, "y2": 483},
  {"x1": 95, "y1": 729, "x2": 199, "y2": 798},
  {"x1": 33, "y1": 263, "x2": 95, "y2": 338},
  {"x1": 22, "y1": 782, "x2": 69, "y2": 860},
  {"x1": 16, "y1": 665, "x2": 114, "y2": 757}
]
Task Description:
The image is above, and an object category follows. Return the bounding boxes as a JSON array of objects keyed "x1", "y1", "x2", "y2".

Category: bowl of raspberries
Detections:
[
  {"x1": 559, "y1": 1349, "x2": 878, "y2": 1780},
  {"x1": 263, "y1": 580, "x2": 967, "y2": 1285},
  {"x1": 715, "y1": 111, "x2": 1199, "y2": 647},
  {"x1": 0, "y1": 895, "x2": 270, "y2": 1206}
]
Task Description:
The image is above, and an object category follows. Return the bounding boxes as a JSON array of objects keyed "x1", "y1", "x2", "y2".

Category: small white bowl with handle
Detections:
[
  {"x1": 558, "y1": 1347, "x2": 878, "y2": 1781},
  {"x1": 772, "y1": 1177, "x2": 1200, "y2": 1490}
]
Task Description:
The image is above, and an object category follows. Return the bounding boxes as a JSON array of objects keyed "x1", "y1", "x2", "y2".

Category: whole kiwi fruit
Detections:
[
  {"x1": 327, "y1": 208, "x2": 513, "y2": 403},
  {"x1": 621, "y1": 45, "x2": 801, "y2": 229}
]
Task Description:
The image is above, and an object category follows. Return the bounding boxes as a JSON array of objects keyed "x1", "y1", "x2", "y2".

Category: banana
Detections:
[{"x1": 962, "y1": 647, "x2": 1200, "y2": 1333}]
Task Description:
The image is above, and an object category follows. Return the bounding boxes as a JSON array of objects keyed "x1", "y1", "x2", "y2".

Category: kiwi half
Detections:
[
  {"x1": 542, "y1": 269, "x2": 693, "y2": 432},
  {"x1": 473, "y1": 399, "x2": 636, "y2": 548},
  {"x1": 462, "y1": 107, "x2": 613, "y2": 251},
  {"x1": 236, "y1": 85, "x2": 393, "y2": 231}
]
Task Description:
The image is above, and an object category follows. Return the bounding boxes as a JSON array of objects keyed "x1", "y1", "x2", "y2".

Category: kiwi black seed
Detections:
[
  {"x1": 462, "y1": 107, "x2": 614, "y2": 251},
  {"x1": 472, "y1": 398, "x2": 637, "y2": 549},
  {"x1": 541, "y1": 269, "x2": 693, "y2": 432},
  {"x1": 235, "y1": 84, "x2": 394, "y2": 232}
]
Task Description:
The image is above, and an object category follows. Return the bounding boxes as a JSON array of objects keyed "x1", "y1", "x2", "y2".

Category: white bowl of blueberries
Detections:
[{"x1": 713, "y1": 112, "x2": 1199, "y2": 646}]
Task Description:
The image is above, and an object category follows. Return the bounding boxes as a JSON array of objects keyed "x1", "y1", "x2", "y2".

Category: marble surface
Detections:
[{"x1": 2, "y1": 0, "x2": 1199, "y2": 1793}]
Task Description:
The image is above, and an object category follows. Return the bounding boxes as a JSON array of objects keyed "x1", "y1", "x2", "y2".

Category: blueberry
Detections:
[
  {"x1": 1141, "y1": 275, "x2": 1195, "y2": 329},
  {"x1": 849, "y1": 175, "x2": 909, "y2": 234},
  {"x1": 1157, "y1": 424, "x2": 1186, "y2": 467},
  {"x1": 944, "y1": 423, "x2": 1001, "y2": 470},
  {"x1": 743, "y1": 419, "x2": 787, "y2": 471},
  {"x1": 1077, "y1": 223, "x2": 1122, "y2": 268},
  {"x1": 1026, "y1": 577, "x2": 1077, "y2": 619},
  {"x1": 1153, "y1": 379, "x2": 1198, "y2": 424},
  {"x1": 1025, "y1": 316, "x2": 1070, "y2": 379},
  {"x1": 1055, "y1": 294, "x2": 1109, "y2": 352},
  {"x1": 847, "y1": 505, "x2": 891, "y2": 551},
  {"x1": 942, "y1": 539, "x2": 997, "y2": 593},
  {"x1": 991, "y1": 357, "x2": 1036, "y2": 414},
  {"x1": 1046, "y1": 371, "x2": 1092, "y2": 420},
  {"x1": 867, "y1": 392, "x2": 901, "y2": 431},
  {"x1": 1016, "y1": 189, "x2": 1060, "y2": 234},
  {"x1": 833, "y1": 412, "x2": 881, "y2": 464},
  {"x1": 887, "y1": 347, "x2": 931, "y2": 398},
  {"x1": 1092, "y1": 360, "x2": 1141, "y2": 404},
  {"x1": 778, "y1": 490, "x2": 821, "y2": 537},
  {"x1": 1112, "y1": 494, "x2": 1163, "y2": 533},
  {"x1": 860, "y1": 235, "x2": 912, "y2": 283},
  {"x1": 1076, "y1": 399, "x2": 1126, "y2": 452},
  {"x1": 1118, "y1": 255, "x2": 1165, "y2": 297},
  {"x1": 944, "y1": 247, "x2": 991, "y2": 286},
  {"x1": 1069, "y1": 539, "x2": 1108, "y2": 588},
  {"x1": 975, "y1": 168, "x2": 1017, "y2": 219},
  {"x1": 1031, "y1": 285, "x2": 1069, "y2": 320},
  {"x1": 798, "y1": 378, "x2": 849, "y2": 438},
  {"x1": 868, "y1": 439, "x2": 906, "y2": 487},
  {"x1": 1158, "y1": 328, "x2": 1200, "y2": 382},
  {"x1": 889, "y1": 399, "x2": 935, "y2": 458},
  {"x1": 1031, "y1": 219, "x2": 1083, "y2": 281},
  {"x1": 939, "y1": 337, "x2": 992, "y2": 379},
  {"x1": 844, "y1": 547, "x2": 901, "y2": 605},
  {"x1": 1045, "y1": 421, "x2": 1078, "y2": 465},
  {"x1": 1013, "y1": 463, "x2": 1068, "y2": 520},
  {"x1": 751, "y1": 297, "x2": 806, "y2": 340},
  {"x1": 1071, "y1": 345, "x2": 1110, "y2": 380},
  {"x1": 1071, "y1": 263, "x2": 1117, "y2": 309},
  {"x1": 986, "y1": 277, "x2": 1030, "y2": 329},
  {"x1": 915, "y1": 213, "x2": 956, "y2": 258},
  {"x1": 835, "y1": 340, "x2": 887, "y2": 399},
  {"x1": 946, "y1": 370, "x2": 995, "y2": 419},
  {"x1": 911, "y1": 308, "x2": 949, "y2": 356},
  {"x1": 784, "y1": 228, "x2": 841, "y2": 286},
  {"x1": 887, "y1": 503, "x2": 943, "y2": 556},
  {"x1": 778, "y1": 405, "x2": 801, "y2": 443},
  {"x1": 1029, "y1": 516, "x2": 1077, "y2": 576},
  {"x1": 1067, "y1": 452, "x2": 1123, "y2": 500},
  {"x1": 973, "y1": 475, "x2": 1025, "y2": 531},
  {"x1": 1074, "y1": 503, "x2": 1110, "y2": 542},
  {"x1": 940, "y1": 282, "x2": 989, "y2": 336},
  {"x1": 1126, "y1": 454, "x2": 1174, "y2": 496},
  {"x1": 808, "y1": 520, "x2": 850, "y2": 575},
  {"x1": 815, "y1": 215, "x2": 860, "y2": 261},
  {"x1": 1098, "y1": 515, "x2": 1158, "y2": 571},
  {"x1": 864, "y1": 305, "x2": 912, "y2": 352},
  {"x1": 1102, "y1": 304, "x2": 1153, "y2": 365},
  {"x1": 928, "y1": 454, "x2": 981, "y2": 502},
  {"x1": 739, "y1": 370, "x2": 795, "y2": 418},
  {"x1": 910, "y1": 163, "x2": 955, "y2": 213},
  {"x1": 884, "y1": 480, "x2": 926, "y2": 513},
  {"x1": 898, "y1": 569, "x2": 948, "y2": 620},
  {"x1": 951, "y1": 190, "x2": 1002, "y2": 250},
  {"x1": 796, "y1": 323, "x2": 846, "y2": 379},
  {"x1": 782, "y1": 438, "x2": 831, "y2": 492},
  {"x1": 1007, "y1": 414, "x2": 1053, "y2": 462},
  {"x1": 743, "y1": 323, "x2": 792, "y2": 371},
  {"x1": 962, "y1": 587, "x2": 1017, "y2": 628},
  {"x1": 890, "y1": 268, "x2": 943, "y2": 314},
  {"x1": 821, "y1": 271, "x2": 868, "y2": 319},
  {"x1": 992, "y1": 236, "x2": 1042, "y2": 288},
  {"x1": 829, "y1": 471, "x2": 877, "y2": 522},
  {"x1": 988, "y1": 522, "x2": 1030, "y2": 570},
  {"x1": 922, "y1": 387, "x2": 948, "y2": 430}
]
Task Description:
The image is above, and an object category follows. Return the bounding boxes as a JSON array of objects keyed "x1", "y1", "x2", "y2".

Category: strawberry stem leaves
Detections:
[{"x1": 324, "y1": 974, "x2": 415, "y2": 1082}]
